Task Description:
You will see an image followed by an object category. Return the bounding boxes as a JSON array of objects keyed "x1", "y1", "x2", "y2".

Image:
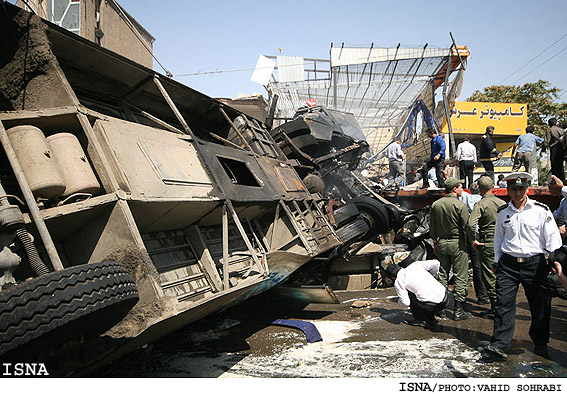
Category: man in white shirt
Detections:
[
  {"x1": 385, "y1": 138, "x2": 404, "y2": 185},
  {"x1": 386, "y1": 259, "x2": 449, "y2": 328},
  {"x1": 456, "y1": 136, "x2": 477, "y2": 189}
]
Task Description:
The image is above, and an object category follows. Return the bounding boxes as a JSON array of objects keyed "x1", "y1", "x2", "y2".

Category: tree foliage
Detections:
[{"x1": 466, "y1": 80, "x2": 567, "y2": 137}]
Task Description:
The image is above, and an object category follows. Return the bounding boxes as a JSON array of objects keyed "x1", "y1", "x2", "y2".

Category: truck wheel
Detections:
[
  {"x1": 282, "y1": 134, "x2": 319, "y2": 157},
  {"x1": 332, "y1": 203, "x2": 360, "y2": 228},
  {"x1": 384, "y1": 204, "x2": 403, "y2": 231},
  {"x1": 0, "y1": 261, "x2": 139, "y2": 361},
  {"x1": 336, "y1": 218, "x2": 369, "y2": 244},
  {"x1": 273, "y1": 124, "x2": 310, "y2": 139},
  {"x1": 350, "y1": 196, "x2": 390, "y2": 239}
]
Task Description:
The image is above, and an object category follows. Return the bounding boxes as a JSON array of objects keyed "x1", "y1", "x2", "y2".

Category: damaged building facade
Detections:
[{"x1": 17, "y1": 0, "x2": 155, "y2": 68}]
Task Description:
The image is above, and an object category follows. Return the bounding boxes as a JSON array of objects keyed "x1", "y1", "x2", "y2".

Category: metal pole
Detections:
[
  {"x1": 442, "y1": 53, "x2": 456, "y2": 159},
  {"x1": 153, "y1": 76, "x2": 195, "y2": 138},
  {"x1": 449, "y1": 32, "x2": 466, "y2": 71},
  {"x1": 222, "y1": 203, "x2": 229, "y2": 290},
  {"x1": 0, "y1": 121, "x2": 64, "y2": 271},
  {"x1": 219, "y1": 107, "x2": 255, "y2": 154},
  {"x1": 266, "y1": 94, "x2": 278, "y2": 129},
  {"x1": 226, "y1": 200, "x2": 266, "y2": 275}
]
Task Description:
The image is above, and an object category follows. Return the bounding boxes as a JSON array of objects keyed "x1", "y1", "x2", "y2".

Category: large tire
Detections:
[
  {"x1": 0, "y1": 261, "x2": 139, "y2": 361},
  {"x1": 384, "y1": 204, "x2": 403, "y2": 231},
  {"x1": 333, "y1": 203, "x2": 360, "y2": 228},
  {"x1": 336, "y1": 218, "x2": 369, "y2": 244},
  {"x1": 282, "y1": 134, "x2": 319, "y2": 157},
  {"x1": 350, "y1": 196, "x2": 390, "y2": 239},
  {"x1": 272, "y1": 123, "x2": 310, "y2": 139}
]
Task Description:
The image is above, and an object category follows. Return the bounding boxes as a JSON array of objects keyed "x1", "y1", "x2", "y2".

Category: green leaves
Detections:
[{"x1": 466, "y1": 80, "x2": 567, "y2": 137}]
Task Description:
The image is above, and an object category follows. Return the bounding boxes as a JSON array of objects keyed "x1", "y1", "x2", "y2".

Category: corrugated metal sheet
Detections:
[
  {"x1": 277, "y1": 56, "x2": 305, "y2": 82},
  {"x1": 265, "y1": 45, "x2": 463, "y2": 154},
  {"x1": 330, "y1": 47, "x2": 449, "y2": 67}
]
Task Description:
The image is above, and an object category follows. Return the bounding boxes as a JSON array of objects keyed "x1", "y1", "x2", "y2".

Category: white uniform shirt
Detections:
[
  {"x1": 385, "y1": 142, "x2": 403, "y2": 162},
  {"x1": 455, "y1": 140, "x2": 477, "y2": 162},
  {"x1": 494, "y1": 197, "x2": 561, "y2": 262},
  {"x1": 394, "y1": 259, "x2": 446, "y2": 307}
]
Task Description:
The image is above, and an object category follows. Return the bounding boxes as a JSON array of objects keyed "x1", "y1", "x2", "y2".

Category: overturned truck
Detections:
[
  {"x1": 271, "y1": 104, "x2": 406, "y2": 240},
  {"x1": 0, "y1": 5, "x2": 371, "y2": 374}
]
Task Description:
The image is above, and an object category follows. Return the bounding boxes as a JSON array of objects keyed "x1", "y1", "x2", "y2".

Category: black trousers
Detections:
[
  {"x1": 470, "y1": 245, "x2": 488, "y2": 300},
  {"x1": 480, "y1": 159, "x2": 494, "y2": 182},
  {"x1": 421, "y1": 157, "x2": 445, "y2": 188},
  {"x1": 459, "y1": 160, "x2": 474, "y2": 189},
  {"x1": 492, "y1": 254, "x2": 551, "y2": 352},
  {"x1": 550, "y1": 144, "x2": 565, "y2": 181},
  {"x1": 408, "y1": 291, "x2": 448, "y2": 323}
]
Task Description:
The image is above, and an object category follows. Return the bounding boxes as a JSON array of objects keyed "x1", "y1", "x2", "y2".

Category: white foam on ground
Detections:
[
  {"x1": 149, "y1": 320, "x2": 496, "y2": 378},
  {"x1": 311, "y1": 320, "x2": 361, "y2": 343},
  {"x1": 342, "y1": 297, "x2": 383, "y2": 303},
  {"x1": 219, "y1": 337, "x2": 487, "y2": 378}
]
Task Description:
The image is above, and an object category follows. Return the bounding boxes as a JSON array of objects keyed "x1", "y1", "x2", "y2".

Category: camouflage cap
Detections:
[
  {"x1": 503, "y1": 172, "x2": 532, "y2": 188},
  {"x1": 444, "y1": 177, "x2": 464, "y2": 190},
  {"x1": 477, "y1": 176, "x2": 494, "y2": 190}
]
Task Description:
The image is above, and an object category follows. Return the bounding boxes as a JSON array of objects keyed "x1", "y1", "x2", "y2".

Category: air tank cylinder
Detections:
[
  {"x1": 46, "y1": 133, "x2": 100, "y2": 197},
  {"x1": 6, "y1": 125, "x2": 66, "y2": 199}
]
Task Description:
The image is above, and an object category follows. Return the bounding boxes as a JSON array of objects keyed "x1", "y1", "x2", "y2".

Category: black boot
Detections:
[
  {"x1": 454, "y1": 301, "x2": 472, "y2": 321},
  {"x1": 479, "y1": 303, "x2": 495, "y2": 319}
]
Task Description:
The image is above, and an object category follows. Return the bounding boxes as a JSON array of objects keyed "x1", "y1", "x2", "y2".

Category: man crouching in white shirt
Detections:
[{"x1": 386, "y1": 259, "x2": 449, "y2": 328}]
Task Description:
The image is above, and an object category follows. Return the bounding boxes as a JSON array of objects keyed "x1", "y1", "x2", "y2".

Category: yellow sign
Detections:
[{"x1": 442, "y1": 102, "x2": 527, "y2": 136}]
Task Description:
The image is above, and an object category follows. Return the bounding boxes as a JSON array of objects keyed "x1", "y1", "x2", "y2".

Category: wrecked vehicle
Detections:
[
  {"x1": 270, "y1": 104, "x2": 406, "y2": 241},
  {"x1": 267, "y1": 105, "x2": 435, "y2": 289},
  {"x1": 0, "y1": 5, "x2": 369, "y2": 375}
]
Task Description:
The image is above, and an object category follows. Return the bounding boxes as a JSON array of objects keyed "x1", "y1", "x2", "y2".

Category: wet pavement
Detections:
[{"x1": 96, "y1": 284, "x2": 567, "y2": 378}]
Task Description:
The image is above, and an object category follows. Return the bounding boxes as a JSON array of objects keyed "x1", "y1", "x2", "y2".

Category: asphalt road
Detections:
[{"x1": 96, "y1": 284, "x2": 567, "y2": 378}]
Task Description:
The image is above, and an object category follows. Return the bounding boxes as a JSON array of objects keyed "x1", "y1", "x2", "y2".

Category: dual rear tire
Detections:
[
  {"x1": 334, "y1": 197, "x2": 404, "y2": 242},
  {"x1": 0, "y1": 261, "x2": 139, "y2": 361}
]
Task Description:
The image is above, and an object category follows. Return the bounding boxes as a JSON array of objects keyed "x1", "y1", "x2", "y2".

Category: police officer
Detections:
[
  {"x1": 484, "y1": 172, "x2": 561, "y2": 360},
  {"x1": 430, "y1": 177, "x2": 471, "y2": 320},
  {"x1": 466, "y1": 176, "x2": 506, "y2": 318}
]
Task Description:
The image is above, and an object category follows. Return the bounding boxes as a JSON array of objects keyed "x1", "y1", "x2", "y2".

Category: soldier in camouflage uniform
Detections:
[
  {"x1": 466, "y1": 176, "x2": 506, "y2": 319},
  {"x1": 430, "y1": 177, "x2": 471, "y2": 320}
]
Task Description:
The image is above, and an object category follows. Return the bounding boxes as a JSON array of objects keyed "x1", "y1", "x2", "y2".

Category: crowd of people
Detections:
[
  {"x1": 387, "y1": 120, "x2": 567, "y2": 188},
  {"x1": 388, "y1": 172, "x2": 567, "y2": 361},
  {"x1": 382, "y1": 121, "x2": 567, "y2": 362}
]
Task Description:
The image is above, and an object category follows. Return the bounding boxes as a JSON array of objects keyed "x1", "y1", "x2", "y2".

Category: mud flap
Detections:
[{"x1": 271, "y1": 319, "x2": 322, "y2": 343}]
